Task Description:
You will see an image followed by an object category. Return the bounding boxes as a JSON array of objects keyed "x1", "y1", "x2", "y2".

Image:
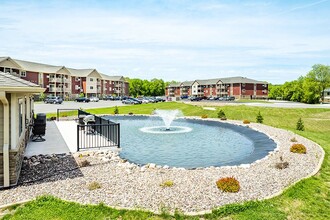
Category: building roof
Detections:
[
  {"x1": 67, "y1": 68, "x2": 97, "y2": 77},
  {"x1": 0, "y1": 72, "x2": 44, "y2": 90},
  {"x1": 168, "y1": 82, "x2": 181, "y2": 87},
  {"x1": 13, "y1": 59, "x2": 65, "y2": 73},
  {"x1": 181, "y1": 81, "x2": 194, "y2": 86},
  {"x1": 324, "y1": 88, "x2": 330, "y2": 92},
  {"x1": 219, "y1": 76, "x2": 267, "y2": 84},
  {"x1": 100, "y1": 74, "x2": 125, "y2": 81},
  {"x1": 195, "y1": 79, "x2": 221, "y2": 85}
]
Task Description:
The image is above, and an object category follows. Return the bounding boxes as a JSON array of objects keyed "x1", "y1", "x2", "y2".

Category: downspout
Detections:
[{"x1": 0, "y1": 91, "x2": 10, "y2": 187}]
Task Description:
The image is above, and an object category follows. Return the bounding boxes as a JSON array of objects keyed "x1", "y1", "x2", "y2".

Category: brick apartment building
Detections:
[
  {"x1": 166, "y1": 77, "x2": 268, "y2": 99},
  {"x1": 0, "y1": 57, "x2": 129, "y2": 99}
]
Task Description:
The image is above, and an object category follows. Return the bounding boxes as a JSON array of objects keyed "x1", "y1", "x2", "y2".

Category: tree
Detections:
[
  {"x1": 306, "y1": 64, "x2": 330, "y2": 102},
  {"x1": 256, "y1": 111, "x2": 263, "y2": 123},
  {"x1": 296, "y1": 118, "x2": 305, "y2": 131},
  {"x1": 268, "y1": 84, "x2": 283, "y2": 100}
]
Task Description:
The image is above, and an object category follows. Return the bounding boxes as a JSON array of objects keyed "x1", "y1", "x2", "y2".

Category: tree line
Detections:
[
  {"x1": 269, "y1": 64, "x2": 330, "y2": 104},
  {"x1": 126, "y1": 78, "x2": 178, "y2": 97}
]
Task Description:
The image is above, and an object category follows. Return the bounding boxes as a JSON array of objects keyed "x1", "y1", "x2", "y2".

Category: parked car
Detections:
[
  {"x1": 155, "y1": 97, "x2": 166, "y2": 102},
  {"x1": 122, "y1": 99, "x2": 139, "y2": 104},
  {"x1": 44, "y1": 96, "x2": 63, "y2": 104},
  {"x1": 130, "y1": 98, "x2": 142, "y2": 104},
  {"x1": 190, "y1": 97, "x2": 202, "y2": 101},
  {"x1": 75, "y1": 97, "x2": 90, "y2": 102},
  {"x1": 181, "y1": 95, "x2": 188, "y2": 99},
  {"x1": 89, "y1": 97, "x2": 99, "y2": 102},
  {"x1": 104, "y1": 96, "x2": 114, "y2": 101}
]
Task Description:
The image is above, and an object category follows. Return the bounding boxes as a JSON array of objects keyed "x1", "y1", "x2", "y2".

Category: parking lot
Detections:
[{"x1": 34, "y1": 100, "x2": 125, "y2": 113}]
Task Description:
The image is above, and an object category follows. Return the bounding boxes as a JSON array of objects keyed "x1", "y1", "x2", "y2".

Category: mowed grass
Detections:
[{"x1": 3, "y1": 102, "x2": 330, "y2": 220}]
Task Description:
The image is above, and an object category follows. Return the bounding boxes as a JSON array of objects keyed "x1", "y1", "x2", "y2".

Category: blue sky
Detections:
[{"x1": 0, "y1": 0, "x2": 329, "y2": 84}]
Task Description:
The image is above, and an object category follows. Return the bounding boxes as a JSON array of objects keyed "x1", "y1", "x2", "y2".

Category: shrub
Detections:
[
  {"x1": 275, "y1": 156, "x2": 289, "y2": 169},
  {"x1": 216, "y1": 177, "x2": 240, "y2": 193},
  {"x1": 290, "y1": 137, "x2": 297, "y2": 142},
  {"x1": 290, "y1": 144, "x2": 307, "y2": 154},
  {"x1": 128, "y1": 112, "x2": 133, "y2": 115},
  {"x1": 275, "y1": 162, "x2": 289, "y2": 169},
  {"x1": 201, "y1": 114, "x2": 208, "y2": 118},
  {"x1": 114, "y1": 106, "x2": 119, "y2": 114},
  {"x1": 87, "y1": 181, "x2": 101, "y2": 190},
  {"x1": 256, "y1": 111, "x2": 263, "y2": 123},
  {"x1": 78, "y1": 159, "x2": 90, "y2": 167},
  {"x1": 217, "y1": 109, "x2": 226, "y2": 119},
  {"x1": 160, "y1": 180, "x2": 174, "y2": 188},
  {"x1": 243, "y1": 119, "x2": 250, "y2": 124},
  {"x1": 296, "y1": 117, "x2": 305, "y2": 131}
]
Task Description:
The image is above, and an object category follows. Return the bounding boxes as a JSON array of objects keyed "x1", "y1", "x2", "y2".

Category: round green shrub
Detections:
[
  {"x1": 216, "y1": 177, "x2": 240, "y2": 193},
  {"x1": 290, "y1": 144, "x2": 307, "y2": 154},
  {"x1": 201, "y1": 114, "x2": 208, "y2": 118}
]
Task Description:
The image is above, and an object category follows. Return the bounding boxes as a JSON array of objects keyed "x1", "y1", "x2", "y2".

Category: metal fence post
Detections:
[{"x1": 77, "y1": 124, "x2": 80, "y2": 152}]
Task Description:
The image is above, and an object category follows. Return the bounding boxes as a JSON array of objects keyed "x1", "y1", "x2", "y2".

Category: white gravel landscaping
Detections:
[{"x1": 0, "y1": 118, "x2": 325, "y2": 214}]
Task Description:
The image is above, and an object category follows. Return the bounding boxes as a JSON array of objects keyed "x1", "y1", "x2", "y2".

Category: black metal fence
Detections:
[
  {"x1": 77, "y1": 109, "x2": 120, "y2": 151},
  {"x1": 56, "y1": 109, "x2": 120, "y2": 151}
]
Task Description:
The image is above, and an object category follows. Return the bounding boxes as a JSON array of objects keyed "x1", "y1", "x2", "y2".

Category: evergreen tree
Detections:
[
  {"x1": 256, "y1": 111, "x2": 263, "y2": 123},
  {"x1": 296, "y1": 118, "x2": 305, "y2": 131}
]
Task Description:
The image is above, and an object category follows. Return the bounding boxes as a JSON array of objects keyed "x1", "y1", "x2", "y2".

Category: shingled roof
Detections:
[
  {"x1": 0, "y1": 72, "x2": 45, "y2": 93},
  {"x1": 13, "y1": 59, "x2": 65, "y2": 73}
]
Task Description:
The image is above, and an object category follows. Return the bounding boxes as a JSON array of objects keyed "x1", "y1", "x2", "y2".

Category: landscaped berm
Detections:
[{"x1": 1, "y1": 102, "x2": 329, "y2": 220}]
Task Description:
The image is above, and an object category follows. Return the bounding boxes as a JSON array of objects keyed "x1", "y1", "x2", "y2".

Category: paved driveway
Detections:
[{"x1": 34, "y1": 100, "x2": 125, "y2": 113}]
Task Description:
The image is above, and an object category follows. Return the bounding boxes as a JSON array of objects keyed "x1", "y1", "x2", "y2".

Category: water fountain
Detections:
[{"x1": 139, "y1": 109, "x2": 192, "y2": 134}]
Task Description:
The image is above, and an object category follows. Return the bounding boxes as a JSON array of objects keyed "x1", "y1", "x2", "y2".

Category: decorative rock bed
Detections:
[{"x1": 0, "y1": 118, "x2": 325, "y2": 214}]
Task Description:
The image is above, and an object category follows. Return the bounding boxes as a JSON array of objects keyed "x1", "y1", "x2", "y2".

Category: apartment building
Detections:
[
  {"x1": 0, "y1": 57, "x2": 129, "y2": 99},
  {"x1": 165, "y1": 77, "x2": 268, "y2": 99}
]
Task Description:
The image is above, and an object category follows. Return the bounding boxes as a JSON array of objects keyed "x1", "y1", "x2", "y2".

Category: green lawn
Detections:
[{"x1": 2, "y1": 102, "x2": 330, "y2": 220}]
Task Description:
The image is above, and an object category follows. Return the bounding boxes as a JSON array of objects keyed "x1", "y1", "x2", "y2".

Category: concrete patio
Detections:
[{"x1": 25, "y1": 120, "x2": 119, "y2": 157}]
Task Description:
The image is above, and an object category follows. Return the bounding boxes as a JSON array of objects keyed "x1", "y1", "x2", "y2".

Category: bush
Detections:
[
  {"x1": 114, "y1": 106, "x2": 119, "y2": 114},
  {"x1": 256, "y1": 111, "x2": 263, "y2": 123},
  {"x1": 275, "y1": 162, "x2": 289, "y2": 169},
  {"x1": 217, "y1": 109, "x2": 226, "y2": 119},
  {"x1": 201, "y1": 114, "x2": 208, "y2": 118},
  {"x1": 290, "y1": 144, "x2": 307, "y2": 154},
  {"x1": 78, "y1": 159, "x2": 90, "y2": 167},
  {"x1": 87, "y1": 181, "x2": 101, "y2": 191},
  {"x1": 290, "y1": 137, "x2": 297, "y2": 142},
  {"x1": 243, "y1": 119, "x2": 250, "y2": 124},
  {"x1": 128, "y1": 112, "x2": 133, "y2": 115},
  {"x1": 160, "y1": 180, "x2": 174, "y2": 188},
  {"x1": 296, "y1": 117, "x2": 305, "y2": 131},
  {"x1": 216, "y1": 177, "x2": 240, "y2": 193},
  {"x1": 275, "y1": 156, "x2": 289, "y2": 169}
]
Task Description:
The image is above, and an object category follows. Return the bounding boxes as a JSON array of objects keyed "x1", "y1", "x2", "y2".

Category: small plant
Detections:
[
  {"x1": 61, "y1": 114, "x2": 68, "y2": 118},
  {"x1": 256, "y1": 111, "x2": 263, "y2": 123},
  {"x1": 201, "y1": 114, "x2": 208, "y2": 118},
  {"x1": 290, "y1": 137, "x2": 297, "y2": 142},
  {"x1": 216, "y1": 177, "x2": 240, "y2": 193},
  {"x1": 275, "y1": 156, "x2": 289, "y2": 169},
  {"x1": 290, "y1": 144, "x2": 307, "y2": 154},
  {"x1": 78, "y1": 159, "x2": 90, "y2": 167},
  {"x1": 243, "y1": 119, "x2": 250, "y2": 124},
  {"x1": 114, "y1": 106, "x2": 119, "y2": 114},
  {"x1": 128, "y1": 112, "x2": 133, "y2": 115},
  {"x1": 296, "y1": 117, "x2": 305, "y2": 131},
  {"x1": 87, "y1": 181, "x2": 101, "y2": 190},
  {"x1": 50, "y1": 116, "x2": 56, "y2": 121},
  {"x1": 217, "y1": 109, "x2": 226, "y2": 119},
  {"x1": 160, "y1": 180, "x2": 174, "y2": 188}
]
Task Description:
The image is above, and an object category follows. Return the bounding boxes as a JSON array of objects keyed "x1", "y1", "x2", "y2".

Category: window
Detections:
[
  {"x1": 242, "y1": 83, "x2": 245, "y2": 87},
  {"x1": 20, "y1": 71, "x2": 26, "y2": 77},
  {"x1": 19, "y1": 99, "x2": 23, "y2": 136},
  {"x1": 90, "y1": 86, "x2": 93, "y2": 89},
  {"x1": 75, "y1": 77, "x2": 80, "y2": 81},
  {"x1": 242, "y1": 89, "x2": 246, "y2": 93},
  {"x1": 90, "y1": 78, "x2": 94, "y2": 82}
]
